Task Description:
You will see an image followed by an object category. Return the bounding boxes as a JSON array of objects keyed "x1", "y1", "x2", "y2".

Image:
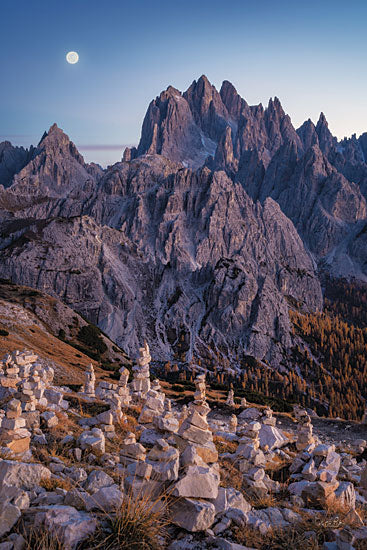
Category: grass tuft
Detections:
[{"x1": 82, "y1": 486, "x2": 169, "y2": 550}]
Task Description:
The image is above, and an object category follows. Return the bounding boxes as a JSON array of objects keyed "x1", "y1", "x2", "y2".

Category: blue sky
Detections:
[{"x1": 0, "y1": 0, "x2": 366, "y2": 166}]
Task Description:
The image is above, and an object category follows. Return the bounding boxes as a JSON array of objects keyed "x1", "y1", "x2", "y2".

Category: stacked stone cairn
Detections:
[
  {"x1": 169, "y1": 374, "x2": 222, "y2": 531},
  {"x1": 262, "y1": 406, "x2": 276, "y2": 427},
  {"x1": 0, "y1": 398, "x2": 31, "y2": 454},
  {"x1": 0, "y1": 351, "x2": 37, "y2": 393},
  {"x1": 229, "y1": 414, "x2": 238, "y2": 434},
  {"x1": 234, "y1": 421, "x2": 274, "y2": 498},
  {"x1": 83, "y1": 364, "x2": 96, "y2": 397},
  {"x1": 118, "y1": 366, "x2": 131, "y2": 407},
  {"x1": 226, "y1": 388, "x2": 235, "y2": 407},
  {"x1": 130, "y1": 341, "x2": 151, "y2": 403},
  {"x1": 120, "y1": 432, "x2": 149, "y2": 496},
  {"x1": 154, "y1": 398, "x2": 179, "y2": 434},
  {"x1": 95, "y1": 380, "x2": 120, "y2": 402},
  {"x1": 0, "y1": 351, "x2": 63, "y2": 455},
  {"x1": 296, "y1": 409, "x2": 315, "y2": 451},
  {"x1": 138, "y1": 379, "x2": 165, "y2": 424}
]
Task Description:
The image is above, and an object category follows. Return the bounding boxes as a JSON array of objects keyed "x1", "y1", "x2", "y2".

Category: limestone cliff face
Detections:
[
  {"x1": 136, "y1": 77, "x2": 367, "y2": 279},
  {"x1": 0, "y1": 148, "x2": 322, "y2": 363}
]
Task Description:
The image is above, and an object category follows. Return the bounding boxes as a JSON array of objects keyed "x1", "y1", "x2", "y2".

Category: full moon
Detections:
[{"x1": 66, "y1": 51, "x2": 79, "y2": 64}]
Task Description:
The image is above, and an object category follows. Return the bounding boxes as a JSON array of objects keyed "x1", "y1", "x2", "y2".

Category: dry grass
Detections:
[
  {"x1": 213, "y1": 435, "x2": 238, "y2": 454},
  {"x1": 39, "y1": 476, "x2": 73, "y2": 492},
  {"x1": 219, "y1": 458, "x2": 244, "y2": 492},
  {"x1": 247, "y1": 493, "x2": 278, "y2": 509},
  {"x1": 81, "y1": 487, "x2": 169, "y2": 550},
  {"x1": 18, "y1": 528, "x2": 64, "y2": 550},
  {"x1": 234, "y1": 507, "x2": 367, "y2": 550}
]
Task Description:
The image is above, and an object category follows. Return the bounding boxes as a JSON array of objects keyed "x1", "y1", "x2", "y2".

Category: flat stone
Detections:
[
  {"x1": 170, "y1": 498, "x2": 215, "y2": 532},
  {"x1": 173, "y1": 465, "x2": 220, "y2": 499},
  {"x1": 210, "y1": 487, "x2": 251, "y2": 516},
  {"x1": 258, "y1": 425, "x2": 288, "y2": 451},
  {"x1": 34, "y1": 505, "x2": 97, "y2": 550},
  {"x1": 85, "y1": 485, "x2": 124, "y2": 512},
  {"x1": 83, "y1": 470, "x2": 115, "y2": 494},
  {"x1": 0, "y1": 460, "x2": 51, "y2": 489}
]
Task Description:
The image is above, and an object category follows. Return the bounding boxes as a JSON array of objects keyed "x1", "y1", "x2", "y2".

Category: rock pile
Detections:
[
  {"x1": 289, "y1": 443, "x2": 356, "y2": 510},
  {"x1": 0, "y1": 345, "x2": 366, "y2": 549},
  {"x1": 226, "y1": 389, "x2": 235, "y2": 407},
  {"x1": 139, "y1": 379, "x2": 165, "y2": 424}
]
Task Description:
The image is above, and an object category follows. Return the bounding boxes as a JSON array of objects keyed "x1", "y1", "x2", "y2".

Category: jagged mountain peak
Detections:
[
  {"x1": 317, "y1": 111, "x2": 328, "y2": 126},
  {"x1": 315, "y1": 112, "x2": 337, "y2": 155},
  {"x1": 296, "y1": 119, "x2": 319, "y2": 151},
  {"x1": 137, "y1": 77, "x2": 305, "y2": 169},
  {"x1": 0, "y1": 141, "x2": 34, "y2": 189},
  {"x1": 38, "y1": 123, "x2": 78, "y2": 151},
  {"x1": 0, "y1": 140, "x2": 14, "y2": 150},
  {"x1": 267, "y1": 96, "x2": 284, "y2": 114},
  {"x1": 4, "y1": 123, "x2": 103, "y2": 198}
]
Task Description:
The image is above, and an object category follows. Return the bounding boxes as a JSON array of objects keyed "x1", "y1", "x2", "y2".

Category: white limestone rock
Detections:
[
  {"x1": 34, "y1": 505, "x2": 97, "y2": 550},
  {"x1": 0, "y1": 460, "x2": 51, "y2": 489},
  {"x1": 170, "y1": 498, "x2": 216, "y2": 532},
  {"x1": 173, "y1": 464, "x2": 220, "y2": 499}
]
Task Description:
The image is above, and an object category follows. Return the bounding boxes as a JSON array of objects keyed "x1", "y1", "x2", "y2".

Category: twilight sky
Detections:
[{"x1": 0, "y1": 0, "x2": 366, "y2": 166}]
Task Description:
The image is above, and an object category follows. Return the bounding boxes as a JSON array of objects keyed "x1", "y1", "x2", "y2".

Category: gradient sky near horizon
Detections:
[{"x1": 0, "y1": 0, "x2": 366, "y2": 166}]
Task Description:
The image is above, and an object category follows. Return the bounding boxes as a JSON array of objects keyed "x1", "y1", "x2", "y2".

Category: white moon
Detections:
[{"x1": 66, "y1": 51, "x2": 79, "y2": 64}]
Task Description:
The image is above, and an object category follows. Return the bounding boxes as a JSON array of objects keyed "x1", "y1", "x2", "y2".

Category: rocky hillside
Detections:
[{"x1": 0, "y1": 278, "x2": 130, "y2": 385}]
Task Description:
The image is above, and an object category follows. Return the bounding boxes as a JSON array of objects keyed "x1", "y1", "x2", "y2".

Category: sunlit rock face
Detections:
[{"x1": 0, "y1": 143, "x2": 322, "y2": 363}]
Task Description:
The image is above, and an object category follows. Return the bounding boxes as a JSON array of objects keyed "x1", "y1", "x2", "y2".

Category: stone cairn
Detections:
[
  {"x1": 174, "y1": 373, "x2": 218, "y2": 461},
  {"x1": 229, "y1": 414, "x2": 238, "y2": 434},
  {"x1": 226, "y1": 388, "x2": 235, "y2": 407},
  {"x1": 262, "y1": 407, "x2": 276, "y2": 427},
  {"x1": 138, "y1": 378, "x2": 165, "y2": 424},
  {"x1": 296, "y1": 410, "x2": 315, "y2": 451},
  {"x1": 130, "y1": 341, "x2": 151, "y2": 403},
  {"x1": 154, "y1": 398, "x2": 179, "y2": 434},
  {"x1": 0, "y1": 350, "x2": 61, "y2": 456},
  {"x1": 169, "y1": 373, "x2": 221, "y2": 531},
  {"x1": 120, "y1": 431, "x2": 150, "y2": 496},
  {"x1": 84, "y1": 364, "x2": 96, "y2": 397},
  {"x1": 0, "y1": 398, "x2": 31, "y2": 454},
  {"x1": 240, "y1": 397, "x2": 247, "y2": 408},
  {"x1": 234, "y1": 420, "x2": 280, "y2": 498},
  {"x1": 0, "y1": 350, "x2": 38, "y2": 391},
  {"x1": 118, "y1": 366, "x2": 131, "y2": 407}
]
